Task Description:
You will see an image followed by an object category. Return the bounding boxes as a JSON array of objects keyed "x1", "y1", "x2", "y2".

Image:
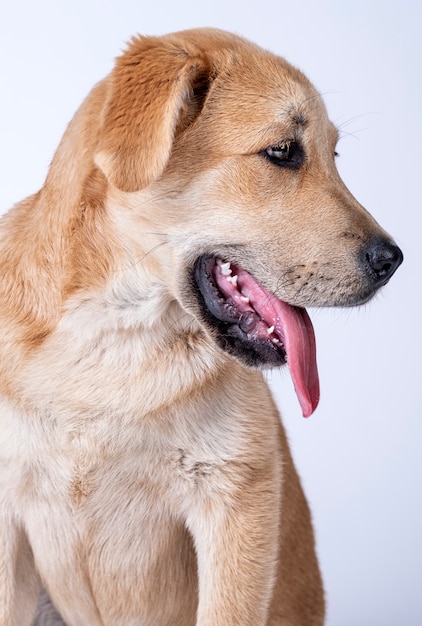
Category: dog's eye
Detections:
[
  {"x1": 266, "y1": 145, "x2": 290, "y2": 160},
  {"x1": 263, "y1": 141, "x2": 304, "y2": 169}
]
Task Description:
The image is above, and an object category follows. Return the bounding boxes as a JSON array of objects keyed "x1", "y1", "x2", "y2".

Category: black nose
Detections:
[{"x1": 363, "y1": 238, "x2": 403, "y2": 287}]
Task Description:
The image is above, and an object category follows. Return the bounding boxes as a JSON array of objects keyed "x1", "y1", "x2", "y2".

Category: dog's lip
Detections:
[{"x1": 195, "y1": 255, "x2": 320, "y2": 417}]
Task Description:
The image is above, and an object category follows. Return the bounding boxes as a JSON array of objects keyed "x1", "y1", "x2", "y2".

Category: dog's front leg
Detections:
[
  {"x1": 0, "y1": 514, "x2": 40, "y2": 626},
  {"x1": 188, "y1": 467, "x2": 281, "y2": 626}
]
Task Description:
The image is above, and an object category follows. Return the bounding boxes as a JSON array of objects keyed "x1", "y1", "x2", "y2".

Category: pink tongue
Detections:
[
  {"x1": 216, "y1": 264, "x2": 320, "y2": 417},
  {"x1": 271, "y1": 298, "x2": 320, "y2": 417}
]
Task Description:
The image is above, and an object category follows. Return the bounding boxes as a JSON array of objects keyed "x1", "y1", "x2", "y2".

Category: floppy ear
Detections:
[{"x1": 95, "y1": 36, "x2": 211, "y2": 192}]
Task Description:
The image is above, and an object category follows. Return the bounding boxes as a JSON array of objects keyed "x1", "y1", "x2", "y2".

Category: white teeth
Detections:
[
  {"x1": 226, "y1": 275, "x2": 238, "y2": 286},
  {"x1": 272, "y1": 338, "x2": 280, "y2": 345},
  {"x1": 267, "y1": 325, "x2": 275, "y2": 335},
  {"x1": 240, "y1": 296, "x2": 250, "y2": 303},
  {"x1": 219, "y1": 262, "x2": 232, "y2": 276}
]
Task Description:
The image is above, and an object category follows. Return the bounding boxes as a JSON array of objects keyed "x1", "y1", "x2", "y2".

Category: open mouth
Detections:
[{"x1": 194, "y1": 255, "x2": 320, "y2": 417}]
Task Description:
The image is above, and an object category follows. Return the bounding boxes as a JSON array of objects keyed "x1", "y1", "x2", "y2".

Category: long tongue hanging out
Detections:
[
  {"x1": 271, "y1": 298, "x2": 319, "y2": 417},
  {"x1": 215, "y1": 262, "x2": 320, "y2": 417}
]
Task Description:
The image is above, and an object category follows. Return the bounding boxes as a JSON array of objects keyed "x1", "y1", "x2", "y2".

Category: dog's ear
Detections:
[{"x1": 95, "y1": 36, "x2": 212, "y2": 192}]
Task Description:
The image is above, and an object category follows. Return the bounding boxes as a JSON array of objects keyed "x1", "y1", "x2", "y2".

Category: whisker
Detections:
[
  {"x1": 113, "y1": 241, "x2": 169, "y2": 274},
  {"x1": 162, "y1": 311, "x2": 194, "y2": 343}
]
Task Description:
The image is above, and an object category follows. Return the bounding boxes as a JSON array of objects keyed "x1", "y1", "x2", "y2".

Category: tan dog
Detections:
[{"x1": 0, "y1": 28, "x2": 402, "y2": 626}]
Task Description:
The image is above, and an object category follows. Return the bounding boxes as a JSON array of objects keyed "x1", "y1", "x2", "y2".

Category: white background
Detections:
[{"x1": 0, "y1": 1, "x2": 420, "y2": 624}]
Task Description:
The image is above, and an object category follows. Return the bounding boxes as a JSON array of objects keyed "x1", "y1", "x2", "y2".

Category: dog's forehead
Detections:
[{"x1": 200, "y1": 49, "x2": 335, "y2": 152}]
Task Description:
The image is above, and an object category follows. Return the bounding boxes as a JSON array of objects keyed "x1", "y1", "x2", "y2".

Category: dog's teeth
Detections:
[
  {"x1": 267, "y1": 325, "x2": 275, "y2": 335},
  {"x1": 220, "y1": 262, "x2": 232, "y2": 276},
  {"x1": 271, "y1": 338, "x2": 280, "y2": 345},
  {"x1": 227, "y1": 275, "x2": 238, "y2": 286},
  {"x1": 240, "y1": 296, "x2": 250, "y2": 303}
]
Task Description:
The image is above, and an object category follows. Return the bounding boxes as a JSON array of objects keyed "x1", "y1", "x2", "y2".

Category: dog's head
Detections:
[{"x1": 93, "y1": 28, "x2": 402, "y2": 415}]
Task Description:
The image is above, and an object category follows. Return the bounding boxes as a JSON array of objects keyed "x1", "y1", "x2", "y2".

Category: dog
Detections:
[{"x1": 0, "y1": 28, "x2": 402, "y2": 626}]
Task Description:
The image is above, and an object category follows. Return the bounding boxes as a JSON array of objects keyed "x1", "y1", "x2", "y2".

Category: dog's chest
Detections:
[
  {"x1": 11, "y1": 381, "x2": 264, "y2": 624},
  {"x1": 3, "y1": 384, "x2": 253, "y2": 622}
]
